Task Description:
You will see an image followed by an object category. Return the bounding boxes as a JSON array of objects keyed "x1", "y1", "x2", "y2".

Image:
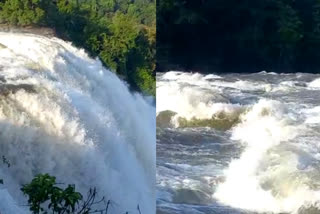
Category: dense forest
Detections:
[
  {"x1": 0, "y1": 0, "x2": 155, "y2": 95},
  {"x1": 157, "y1": 0, "x2": 320, "y2": 73}
]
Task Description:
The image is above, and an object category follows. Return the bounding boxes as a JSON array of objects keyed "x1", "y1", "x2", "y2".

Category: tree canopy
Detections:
[{"x1": 157, "y1": 0, "x2": 320, "y2": 73}]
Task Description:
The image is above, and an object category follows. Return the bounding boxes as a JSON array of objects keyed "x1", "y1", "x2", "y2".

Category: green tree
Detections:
[
  {"x1": 99, "y1": 12, "x2": 139, "y2": 76},
  {"x1": 276, "y1": 0, "x2": 303, "y2": 66},
  {"x1": 21, "y1": 174, "x2": 111, "y2": 214},
  {"x1": 0, "y1": 0, "x2": 45, "y2": 26},
  {"x1": 21, "y1": 174, "x2": 82, "y2": 213}
]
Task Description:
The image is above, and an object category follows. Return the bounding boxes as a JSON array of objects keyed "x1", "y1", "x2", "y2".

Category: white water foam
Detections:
[
  {"x1": 0, "y1": 32, "x2": 155, "y2": 213},
  {"x1": 156, "y1": 72, "x2": 245, "y2": 126},
  {"x1": 308, "y1": 78, "x2": 320, "y2": 88},
  {"x1": 157, "y1": 71, "x2": 320, "y2": 213},
  {"x1": 215, "y1": 99, "x2": 320, "y2": 213}
]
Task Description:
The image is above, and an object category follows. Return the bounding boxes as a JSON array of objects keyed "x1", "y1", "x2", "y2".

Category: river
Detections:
[{"x1": 157, "y1": 71, "x2": 320, "y2": 214}]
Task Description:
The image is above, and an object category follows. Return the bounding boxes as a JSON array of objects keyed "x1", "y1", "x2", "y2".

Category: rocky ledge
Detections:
[{"x1": 0, "y1": 24, "x2": 57, "y2": 37}]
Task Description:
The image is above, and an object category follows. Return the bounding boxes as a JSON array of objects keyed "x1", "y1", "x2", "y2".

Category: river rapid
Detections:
[{"x1": 157, "y1": 71, "x2": 320, "y2": 214}]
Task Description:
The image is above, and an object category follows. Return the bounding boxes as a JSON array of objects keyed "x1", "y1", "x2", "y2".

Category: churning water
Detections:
[
  {"x1": 157, "y1": 71, "x2": 320, "y2": 214},
  {"x1": 0, "y1": 32, "x2": 155, "y2": 214}
]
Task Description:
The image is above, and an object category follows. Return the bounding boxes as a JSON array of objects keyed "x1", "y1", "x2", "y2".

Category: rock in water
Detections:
[{"x1": 0, "y1": 43, "x2": 7, "y2": 49}]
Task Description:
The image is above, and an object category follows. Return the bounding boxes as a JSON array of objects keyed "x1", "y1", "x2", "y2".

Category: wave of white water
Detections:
[
  {"x1": 0, "y1": 32, "x2": 155, "y2": 213},
  {"x1": 215, "y1": 99, "x2": 320, "y2": 213},
  {"x1": 157, "y1": 71, "x2": 320, "y2": 213},
  {"x1": 156, "y1": 72, "x2": 244, "y2": 127},
  {"x1": 308, "y1": 78, "x2": 320, "y2": 88}
]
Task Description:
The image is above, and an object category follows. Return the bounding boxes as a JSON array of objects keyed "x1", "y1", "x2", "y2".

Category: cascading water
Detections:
[
  {"x1": 157, "y1": 71, "x2": 320, "y2": 214},
  {"x1": 0, "y1": 32, "x2": 155, "y2": 214}
]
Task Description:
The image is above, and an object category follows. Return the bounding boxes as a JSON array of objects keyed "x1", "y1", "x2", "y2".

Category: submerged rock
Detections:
[
  {"x1": 298, "y1": 206, "x2": 320, "y2": 214},
  {"x1": 177, "y1": 109, "x2": 246, "y2": 130},
  {"x1": 157, "y1": 110, "x2": 177, "y2": 128},
  {"x1": 172, "y1": 188, "x2": 212, "y2": 205},
  {"x1": 0, "y1": 43, "x2": 7, "y2": 49},
  {"x1": 0, "y1": 84, "x2": 36, "y2": 96}
]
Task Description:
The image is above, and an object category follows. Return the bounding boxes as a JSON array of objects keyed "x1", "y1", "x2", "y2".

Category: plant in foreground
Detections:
[{"x1": 21, "y1": 174, "x2": 110, "y2": 214}]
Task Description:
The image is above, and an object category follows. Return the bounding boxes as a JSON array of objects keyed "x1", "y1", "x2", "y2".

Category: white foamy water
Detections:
[
  {"x1": 0, "y1": 32, "x2": 155, "y2": 214},
  {"x1": 308, "y1": 78, "x2": 320, "y2": 88},
  {"x1": 156, "y1": 72, "x2": 244, "y2": 128},
  {"x1": 157, "y1": 71, "x2": 320, "y2": 214}
]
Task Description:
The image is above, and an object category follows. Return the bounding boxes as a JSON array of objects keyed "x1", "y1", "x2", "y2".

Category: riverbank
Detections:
[
  {"x1": 157, "y1": 0, "x2": 320, "y2": 75},
  {"x1": 0, "y1": 24, "x2": 56, "y2": 37}
]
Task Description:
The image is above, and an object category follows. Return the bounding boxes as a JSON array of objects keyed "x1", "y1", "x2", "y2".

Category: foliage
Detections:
[
  {"x1": 21, "y1": 174, "x2": 111, "y2": 214},
  {"x1": 0, "y1": 0, "x2": 155, "y2": 95},
  {"x1": 157, "y1": 0, "x2": 320, "y2": 73},
  {"x1": 21, "y1": 174, "x2": 82, "y2": 213},
  {"x1": 99, "y1": 12, "x2": 140, "y2": 73},
  {"x1": 133, "y1": 67, "x2": 155, "y2": 95},
  {"x1": 0, "y1": 0, "x2": 44, "y2": 26}
]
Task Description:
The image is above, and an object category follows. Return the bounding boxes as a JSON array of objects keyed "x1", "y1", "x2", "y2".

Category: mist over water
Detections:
[
  {"x1": 157, "y1": 71, "x2": 320, "y2": 214},
  {"x1": 0, "y1": 32, "x2": 155, "y2": 214}
]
